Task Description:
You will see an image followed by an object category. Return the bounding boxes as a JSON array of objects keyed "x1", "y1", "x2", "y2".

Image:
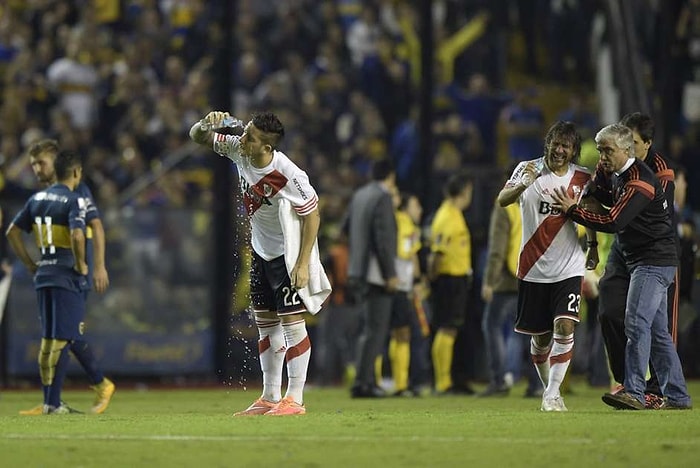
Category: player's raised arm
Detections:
[
  {"x1": 189, "y1": 111, "x2": 232, "y2": 147},
  {"x1": 498, "y1": 161, "x2": 537, "y2": 207}
]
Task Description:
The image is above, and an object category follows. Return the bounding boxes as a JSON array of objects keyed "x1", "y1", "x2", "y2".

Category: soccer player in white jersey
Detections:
[
  {"x1": 497, "y1": 121, "x2": 598, "y2": 411},
  {"x1": 190, "y1": 111, "x2": 321, "y2": 416}
]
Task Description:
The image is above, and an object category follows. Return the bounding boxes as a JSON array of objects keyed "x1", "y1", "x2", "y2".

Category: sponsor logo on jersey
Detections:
[
  {"x1": 292, "y1": 178, "x2": 308, "y2": 200},
  {"x1": 538, "y1": 200, "x2": 563, "y2": 215}
]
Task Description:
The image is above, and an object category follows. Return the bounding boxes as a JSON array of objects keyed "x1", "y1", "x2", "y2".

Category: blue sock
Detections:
[
  {"x1": 48, "y1": 347, "x2": 71, "y2": 408},
  {"x1": 70, "y1": 340, "x2": 104, "y2": 385}
]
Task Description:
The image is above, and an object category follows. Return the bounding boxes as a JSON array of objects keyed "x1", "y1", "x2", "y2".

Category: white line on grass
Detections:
[{"x1": 2, "y1": 434, "x2": 700, "y2": 445}]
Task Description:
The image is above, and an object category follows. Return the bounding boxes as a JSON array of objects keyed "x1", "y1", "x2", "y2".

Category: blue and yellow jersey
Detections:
[
  {"x1": 11, "y1": 183, "x2": 87, "y2": 290},
  {"x1": 430, "y1": 201, "x2": 472, "y2": 276},
  {"x1": 74, "y1": 182, "x2": 100, "y2": 286}
]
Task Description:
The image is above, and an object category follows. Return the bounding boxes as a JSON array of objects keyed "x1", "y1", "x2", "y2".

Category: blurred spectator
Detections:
[
  {"x1": 359, "y1": 32, "x2": 411, "y2": 134},
  {"x1": 546, "y1": 0, "x2": 595, "y2": 85},
  {"x1": 346, "y1": 6, "x2": 381, "y2": 66},
  {"x1": 47, "y1": 32, "x2": 99, "y2": 134},
  {"x1": 677, "y1": 0, "x2": 700, "y2": 83},
  {"x1": 442, "y1": 73, "x2": 508, "y2": 163},
  {"x1": 556, "y1": 91, "x2": 598, "y2": 140},
  {"x1": 500, "y1": 87, "x2": 544, "y2": 162}
]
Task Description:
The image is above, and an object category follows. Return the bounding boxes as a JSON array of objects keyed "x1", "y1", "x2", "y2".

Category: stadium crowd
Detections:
[{"x1": 1, "y1": 0, "x2": 700, "y2": 387}]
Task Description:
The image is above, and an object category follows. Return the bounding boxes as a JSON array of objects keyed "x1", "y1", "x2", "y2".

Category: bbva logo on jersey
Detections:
[{"x1": 539, "y1": 201, "x2": 563, "y2": 215}]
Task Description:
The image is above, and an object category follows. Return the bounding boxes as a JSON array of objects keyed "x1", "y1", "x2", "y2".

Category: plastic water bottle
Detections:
[
  {"x1": 200, "y1": 115, "x2": 242, "y2": 131},
  {"x1": 521, "y1": 157, "x2": 545, "y2": 187},
  {"x1": 533, "y1": 157, "x2": 545, "y2": 175},
  {"x1": 220, "y1": 116, "x2": 243, "y2": 129}
]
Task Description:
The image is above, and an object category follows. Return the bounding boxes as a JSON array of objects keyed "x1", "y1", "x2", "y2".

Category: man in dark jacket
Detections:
[
  {"x1": 553, "y1": 123, "x2": 691, "y2": 410},
  {"x1": 345, "y1": 159, "x2": 398, "y2": 398}
]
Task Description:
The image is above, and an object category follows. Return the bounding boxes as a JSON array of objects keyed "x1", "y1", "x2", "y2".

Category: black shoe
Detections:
[
  {"x1": 351, "y1": 384, "x2": 386, "y2": 398},
  {"x1": 449, "y1": 383, "x2": 476, "y2": 395},
  {"x1": 435, "y1": 385, "x2": 474, "y2": 396},
  {"x1": 602, "y1": 391, "x2": 646, "y2": 410},
  {"x1": 476, "y1": 384, "x2": 509, "y2": 397}
]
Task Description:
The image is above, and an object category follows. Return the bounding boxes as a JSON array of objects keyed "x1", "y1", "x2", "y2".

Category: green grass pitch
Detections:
[{"x1": 1, "y1": 380, "x2": 698, "y2": 467}]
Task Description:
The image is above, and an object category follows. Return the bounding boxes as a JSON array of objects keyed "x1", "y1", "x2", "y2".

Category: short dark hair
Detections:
[
  {"x1": 28, "y1": 138, "x2": 60, "y2": 158},
  {"x1": 445, "y1": 171, "x2": 472, "y2": 197},
  {"x1": 54, "y1": 150, "x2": 82, "y2": 181},
  {"x1": 371, "y1": 159, "x2": 394, "y2": 181},
  {"x1": 620, "y1": 112, "x2": 654, "y2": 143},
  {"x1": 398, "y1": 192, "x2": 416, "y2": 211},
  {"x1": 544, "y1": 121, "x2": 582, "y2": 162},
  {"x1": 251, "y1": 111, "x2": 285, "y2": 148}
]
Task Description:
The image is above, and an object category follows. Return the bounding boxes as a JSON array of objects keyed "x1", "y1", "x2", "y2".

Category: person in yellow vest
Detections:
[
  {"x1": 388, "y1": 192, "x2": 424, "y2": 396},
  {"x1": 428, "y1": 172, "x2": 474, "y2": 394},
  {"x1": 478, "y1": 188, "x2": 541, "y2": 397}
]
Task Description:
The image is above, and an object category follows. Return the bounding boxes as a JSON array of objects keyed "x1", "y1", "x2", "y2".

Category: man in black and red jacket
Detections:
[
  {"x1": 590, "y1": 113, "x2": 679, "y2": 408},
  {"x1": 552, "y1": 123, "x2": 691, "y2": 410}
]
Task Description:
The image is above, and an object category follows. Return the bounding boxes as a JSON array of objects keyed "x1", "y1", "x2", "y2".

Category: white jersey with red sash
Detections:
[
  {"x1": 213, "y1": 133, "x2": 318, "y2": 260},
  {"x1": 505, "y1": 159, "x2": 591, "y2": 283}
]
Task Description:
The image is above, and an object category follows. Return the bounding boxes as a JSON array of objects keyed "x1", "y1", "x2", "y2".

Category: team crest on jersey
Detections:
[
  {"x1": 238, "y1": 170, "x2": 288, "y2": 215},
  {"x1": 262, "y1": 183, "x2": 274, "y2": 197}
]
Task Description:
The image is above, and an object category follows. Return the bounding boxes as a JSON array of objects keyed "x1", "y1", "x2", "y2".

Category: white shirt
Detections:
[
  {"x1": 213, "y1": 133, "x2": 318, "y2": 260},
  {"x1": 47, "y1": 57, "x2": 98, "y2": 129},
  {"x1": 505, "y1": 157, "x2": 591, "y2": 283}
]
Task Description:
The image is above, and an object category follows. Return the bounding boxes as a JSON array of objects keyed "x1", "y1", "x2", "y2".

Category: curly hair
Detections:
[{"x1": 544, "y1": 121, "x2": 582, "y2": 163}]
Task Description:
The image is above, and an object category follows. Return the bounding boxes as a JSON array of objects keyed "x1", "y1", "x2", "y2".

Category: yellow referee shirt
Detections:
[{"x1": 430, "y1": 200, "x2": 472, "y2": 276}]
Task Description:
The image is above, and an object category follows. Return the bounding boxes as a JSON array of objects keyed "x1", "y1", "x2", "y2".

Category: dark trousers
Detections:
[{"x1": 353, "y1": 285, "x2": 395, "y2": 387}]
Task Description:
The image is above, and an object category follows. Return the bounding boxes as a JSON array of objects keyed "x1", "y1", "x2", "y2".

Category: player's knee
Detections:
[
  {"x1": 255, "y1": 310, "x2": 278, "y2": 321},
  {"x1": 532, "y1": 333, "x2": 552, "y2": 349},
  {"x1": 553, "y1": 318, "x2": 575, "y2": 336},
  {"x1": 280, "y1": 312, "x2": 305, "y2": 324}
]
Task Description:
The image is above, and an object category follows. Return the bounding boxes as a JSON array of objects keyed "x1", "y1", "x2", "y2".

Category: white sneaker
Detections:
[
  {"x1": 43, "y1": 402, "x2": 83, "y2": 415},
  {"x1": 504, "y1": 372, "x2": 514, "y2": 389},
  {"x1": 541, "y1": 395, "x2": 568, "y2": 412}
]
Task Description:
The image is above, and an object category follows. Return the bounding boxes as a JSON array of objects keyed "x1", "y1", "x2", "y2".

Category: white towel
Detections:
[
  {"x1": 278, "y1": 199, "x2": 332, "y2": 314},
  {"x1": 0, "y1": 266, "x2": 12, "y2": 325}
]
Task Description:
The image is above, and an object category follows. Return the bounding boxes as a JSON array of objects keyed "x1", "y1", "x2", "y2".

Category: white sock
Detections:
[
  {"x1": 256, "y1": 315, "x2": 285, "y2": 402},
  {"x1": 545, "y1": 333, "x2": 574, "y2": 399},
  {"x1": 282, "y1": 319, "x2": 311, "y2": 404},
  {"x1": 530, "y1": 337, "x2": 552, "y2": 391}
]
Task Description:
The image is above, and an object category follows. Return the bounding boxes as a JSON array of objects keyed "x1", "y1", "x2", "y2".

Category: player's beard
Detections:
[
  {"x1": 37, "y1": 175, "x2": 53, "y2": 186},
  {"x1": 546, "y1": 152, "x2": 570, "y2": 172}
]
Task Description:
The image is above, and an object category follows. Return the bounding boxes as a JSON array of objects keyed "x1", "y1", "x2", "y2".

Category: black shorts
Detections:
[
  {"x1": 515, "y1": 276, "x2": 582, "y2": 335},
  {"x1": 250, "y1": 251, "x2": 306, "y2": 316},
  {"x1": 391, "y1": 291, "x2": 415, "y2": 329},
  {"x1": 430, "y1": 275, "x2": 471, "y2": 329}
]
